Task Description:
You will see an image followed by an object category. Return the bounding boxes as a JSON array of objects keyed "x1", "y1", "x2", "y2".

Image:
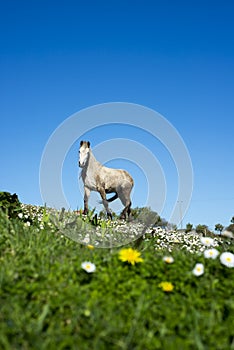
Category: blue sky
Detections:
[{"x1": 1, "y1": 0, "x2": 234, "y2": 229}]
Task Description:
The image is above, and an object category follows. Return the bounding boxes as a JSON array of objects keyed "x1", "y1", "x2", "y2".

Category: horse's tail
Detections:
[{"x1": 107, "y1": 193, "x2": 118, "y2": 202}]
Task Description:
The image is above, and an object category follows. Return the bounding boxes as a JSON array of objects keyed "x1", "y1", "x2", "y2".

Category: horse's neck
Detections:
[
  {"x1": 82, "y1": 150, "x2": 101, "y2": 178},
  {"x1": 88, "y1": 151, "x2": 100, "y2": 171}
]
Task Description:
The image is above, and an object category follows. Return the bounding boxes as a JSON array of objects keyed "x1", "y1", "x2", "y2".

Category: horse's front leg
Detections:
[
  {"x1": 98, "y1": 188, "x2": 112, "y2": 220},
  {"x1": 83, "y1": 186, "x2": 90, "y2": 215}
]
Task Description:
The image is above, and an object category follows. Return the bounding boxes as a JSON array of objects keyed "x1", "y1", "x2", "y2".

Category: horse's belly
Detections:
[{"x1": 105, "y1": 188, "x2": 116, "y2": 194}]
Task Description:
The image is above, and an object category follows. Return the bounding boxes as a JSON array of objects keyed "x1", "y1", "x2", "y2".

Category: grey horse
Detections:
[{"x1": 79, "y1": 141, "x2": 134, "y2": 219}]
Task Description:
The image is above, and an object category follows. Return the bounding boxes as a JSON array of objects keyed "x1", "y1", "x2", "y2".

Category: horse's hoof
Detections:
[
  {"x1": 127, "y1": 215, "x2": 133, "y2": 222},
  {"x1": 107, "y1": 212, "x2": 112, "y2": 220}
]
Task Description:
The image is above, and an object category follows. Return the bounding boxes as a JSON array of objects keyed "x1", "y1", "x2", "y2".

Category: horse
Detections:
[{"x1": 78, "y1": 141, "x2": 134, "y2": 220}]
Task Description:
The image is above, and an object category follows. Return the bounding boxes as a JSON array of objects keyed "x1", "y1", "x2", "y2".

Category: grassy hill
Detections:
[{"x1": 0, "y1": 205, "x2": 234, "y2": 350}]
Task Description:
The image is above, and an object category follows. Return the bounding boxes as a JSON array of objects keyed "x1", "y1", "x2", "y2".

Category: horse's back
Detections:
[{"x1": 100, "y1": 166, "x2": 134, "y2": 189}]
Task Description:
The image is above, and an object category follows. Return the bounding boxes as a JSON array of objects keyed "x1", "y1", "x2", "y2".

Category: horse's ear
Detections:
[
  {"x1": 80, "y1": 140, "x2": 83, "y2": 147},
  {"x1": 87, "y1": 141, "x2": 90, "y2": 148}
]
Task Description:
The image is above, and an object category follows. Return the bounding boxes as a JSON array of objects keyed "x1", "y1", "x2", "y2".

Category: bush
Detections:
[
  {"x1": 226, "y1": 223, "x2": 234, "y2": 233},
  {"x1": 0, "y1": 192, "x2": 22, "y2": 219}
]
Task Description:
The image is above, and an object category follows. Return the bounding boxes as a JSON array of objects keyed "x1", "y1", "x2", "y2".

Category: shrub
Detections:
[
  {"x1": 185, "y1": 223, "x2": 193, "y2": 233},
  {"x1": 0, "y1": 191, "x2": 22, "y2": 219},
  {"x1": 226, "y1": 223, "x2": 234, "y2": 233}
]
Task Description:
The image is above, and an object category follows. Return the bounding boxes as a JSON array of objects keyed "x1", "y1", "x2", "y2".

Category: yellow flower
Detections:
[
  {"x1": 84, "y1": 309, "x2": 91, "y2": 317},
  {"x1": 87, "y1": 245, "x2": 94, "y2": 250},
  {"x1": 119, "y1": 248, "x2": 143, "y2": 265},
  {"x1": 159, "y1": 281, "x2": 174, "y2": 292}
]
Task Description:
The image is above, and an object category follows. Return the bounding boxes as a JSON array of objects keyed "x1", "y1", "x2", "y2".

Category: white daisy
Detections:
[
  {"x1": 220, "y1": 252, "x2": 234, "y2": 268},
  {"x1": 163, "y1": 256, "x2": 174, "y2": 264},
  {"x1": 204, "y1": 248, "x2": 219, "y2": 259},
  {"x1": 82, "y1": 237, "x2": 90, "y2": 244},
  {"x1": 81, "y1": 261, "x2": 96, "y2": 273},
  {"x1": 192, "y1": 263, "x2": 204, "y2": 276},
  {"x1": 200, "y1": 237, "x2": 214, "y2": 247}
]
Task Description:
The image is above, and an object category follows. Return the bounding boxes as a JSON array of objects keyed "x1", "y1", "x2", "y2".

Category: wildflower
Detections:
[
  {"x1": 81, "y1": 261, "x2": 96, "y2": 273},
  {"x1": 200, "y1": 237, "x2": 214, "y2": 247},
  {"x1": 204, "y1": 248, "x2": 219, "y2": 259},
  {"x1": 24, "y1": 221, "x2": 31, "y2": 227},
  {"x1": 18, "y1": 213, "x2": 23, "y2": 219},
  {"x1": 87, "y1": 245, "x2": 94, "y2": 250},
  {"x1": 163, "y1": 256, "x2": 174, "y2": 264},
  {"x1": 159, "y1": 281, "x2": 174, "y2": 292},
  {"x1": 192, "y1": 263, "x2": 204, "y2": 276},
  {"x1": 119, "y1": 248, "x2": 143, "y2": 265},
  {"x1": 220, "y1": 252, "x2": 234, "y2": 268},
  {"x1": 84, "y1": 309, "x2": 91, "y2": 317}
]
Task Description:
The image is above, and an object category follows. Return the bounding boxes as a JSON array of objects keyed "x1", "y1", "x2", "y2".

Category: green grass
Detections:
[{"x1": 0, "y1": 209, "x2": 234, "y2": 350}]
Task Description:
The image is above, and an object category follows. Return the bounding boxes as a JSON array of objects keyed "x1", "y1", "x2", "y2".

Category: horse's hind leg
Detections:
[
  {"x1": 118, "y1": 184, "x2": 132, "y2": 220},
  {"x1": 120, "y1": 202, "x2": 132, "y2": 220}
]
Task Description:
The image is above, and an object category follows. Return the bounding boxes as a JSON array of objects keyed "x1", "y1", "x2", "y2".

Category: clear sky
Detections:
[{"x1": 1, "y1": 0, "x2": 234, "y2": 230}]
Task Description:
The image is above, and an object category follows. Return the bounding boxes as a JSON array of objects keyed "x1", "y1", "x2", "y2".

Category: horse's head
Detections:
[{"x1": 79, "y1": 141, "x2": 91, "y2": 168}]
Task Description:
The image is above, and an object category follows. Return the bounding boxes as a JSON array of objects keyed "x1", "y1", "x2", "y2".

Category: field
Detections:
[{"x1": 0, "y1": 206, "x2": 234, "y2": 350}]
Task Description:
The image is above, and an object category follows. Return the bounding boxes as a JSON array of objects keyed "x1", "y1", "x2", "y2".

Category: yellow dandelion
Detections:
[
  {"x1": 159, "y1": 281, "x2": 174, "y2": 292},
  {"x1": 119, "y1": 248, "x2": 143, "y2": 265},
  {"x1": 87, "y1": 244, "x2": 94, "y2": 250}
]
